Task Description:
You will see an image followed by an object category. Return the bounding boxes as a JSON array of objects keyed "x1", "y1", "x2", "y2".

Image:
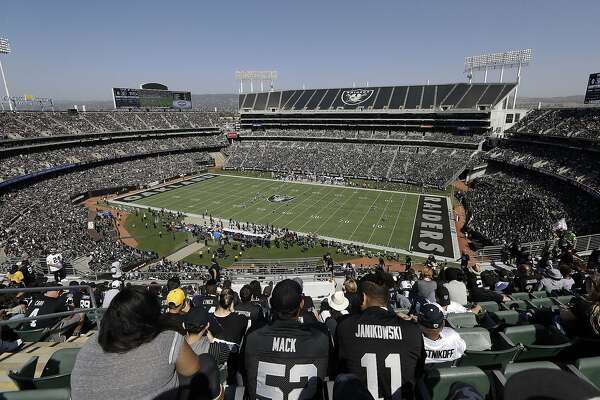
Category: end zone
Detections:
[{"x1": 410, "y1": 195, "x2": 459, "y2": 259}]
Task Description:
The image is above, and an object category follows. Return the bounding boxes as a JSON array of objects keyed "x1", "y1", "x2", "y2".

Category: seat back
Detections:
[
  {"x1": 531, "y1": 291, "x2": 548, "y2": 298},
  {"x1": 0, "y1": 388, "x2": 71, "y2": 400},
  {"x1": 42, "y1": 348, "x2": 81, "y2": 377},
  {"x1": 477, "y1": 301, "x2": 499, "y2": 313},
  {"x1": 504, "y1": 324, "x2": 571, "y2": 362},
  {"x1": 490, "y1": 310, "x2": 520, "y2": 326},
  {"x1": 503, "y1": 361, "x2": 560, "y2": 379},
  {"x1": 551, "y1": 295, "x2": 575, "y2": 306},
  {"x1": 446, "y1": 313, "x2": 477, "y2": 329},
  {"x1": 421, "y1": 366, "x2": 490, "y2": 400},
  {"x1": 456, "y1": 328, "x2": 491, "y2": 352},
  {"x1": 510, "y1": 292, "x2": 531, "y2": 301},
  {"x1": 502, "y1": 300, "x2": 527, "y2": 311},
  {"x1": 503, "y1": 324, "x2": 540, "y2": 346},
  {"x1": 526, "y1": 298, "x2": 556, "y2": 310},
  {"x1": 576, "y1": 357, "x2": 600, "y2": 389},
  {"x1": 14, "y1": 328, "x2": 48, "y2": 342}
]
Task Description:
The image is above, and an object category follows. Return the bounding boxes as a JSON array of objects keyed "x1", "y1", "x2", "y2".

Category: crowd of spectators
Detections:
[
  {"x1": 508, "y1": 108, "x2": 600, "y2": 141},
  {"x1": 460, "y1": 171, "x2": 600, "y2": 245},
  {"x1": 0, "y1": 152, "x2": 212, "y2": 270},
  {"x1": 0, "y1": 111, "x2": 216, "y2": 138},
  {"x1": 243, "y1": 128, "x2": 484, "y2": 144},
  {"x1": 224, "y1": 140, "x2": 475, "y2": 189},
  {"x1": 0, "y1": 135, "x2": 225, "y2": 181}
]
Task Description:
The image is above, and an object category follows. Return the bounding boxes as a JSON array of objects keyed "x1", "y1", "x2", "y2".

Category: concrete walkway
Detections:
[{"x1": 166, "y1": 241, "x2": 206, "y2": 262}]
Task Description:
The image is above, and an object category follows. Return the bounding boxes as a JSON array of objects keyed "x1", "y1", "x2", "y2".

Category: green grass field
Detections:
[{"x1": 119, "y1": 174, "x2": 439, "y2": 252}]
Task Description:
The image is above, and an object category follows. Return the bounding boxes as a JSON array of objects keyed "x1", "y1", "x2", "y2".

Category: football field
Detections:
[{"x1": 112, "y1": 174, "x2": 457, "y2": 258}]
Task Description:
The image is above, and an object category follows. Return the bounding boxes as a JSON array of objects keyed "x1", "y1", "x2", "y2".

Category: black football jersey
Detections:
[
  {"x1": 242, "y1": 319, "x2": 332, "y2": 400},
  {"x1": 335, "y1": 307, "x2": 425, "y2": 400},
  {"x1": 235, "y1": 302, "x2": 265, "y2": 328},
  {"x1": 194, "y1": 294, "x2": 218, "y2": 313},
  {"x1": 25, "y1": 294, "x2": 69, "y2": 329}
]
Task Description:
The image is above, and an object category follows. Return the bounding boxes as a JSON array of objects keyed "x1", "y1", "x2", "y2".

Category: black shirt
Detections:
[
  {"x1": 469, "y1": 287, "x2": 503, "y2": 303},
  {"x1": 25, "y1": 294, "x2": 68, "y2": 329},
  {"x1": 242, "y1": 319, "x2": 332, "y2": 400},
  {"x1": 236, "y1": 302, "x2": 265, "y2": 328},
  {"x1": 335, "y1": 307, "x2": 425, "y2": 400},
  {"x1": 193, "y1": 294, "x2": 218, "y2": 313},
  {"x1": 209, "y1": 312, "x2": 248, "y2": 345}
]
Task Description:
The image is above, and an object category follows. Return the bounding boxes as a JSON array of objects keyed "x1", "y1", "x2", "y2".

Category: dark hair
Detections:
[
  {"x1": 205, "y1": 280, "x2": 217, "y2": 295},
  {"x1": 359, "y1": 270, "x2": 393, "y2": 305},
  {"x1": 249, "y1": 280, "x2": 262, "y2": 299},
  {"x1": 240, "y1": 285, "x2": 252, "y2": 302},
  {"x1": 223, "y1": 280, "x2": 232, "y2": 289},
  {"x1": 98, "y1": 286, "x2": 162, "y2": 353},
  {"x1": 444, "y1": 268, "x2": 463, "y2": 282},
  {"x1": 167, "y1": 277, "x2": 181, "y2": 291},
  {"x1": 218, "y1": 288, "x2": 236, "y2": 310}
]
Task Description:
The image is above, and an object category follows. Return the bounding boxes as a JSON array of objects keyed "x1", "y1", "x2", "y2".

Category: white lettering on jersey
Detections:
[
  {"x1": 355, "y1": 324, "x2": 403, "y2": 340},
  {"x1": 271, "y1": 337, "x2": 297, "y2": 352}
]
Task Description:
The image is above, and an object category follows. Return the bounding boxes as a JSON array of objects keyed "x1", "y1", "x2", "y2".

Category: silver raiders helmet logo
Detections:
[
  {"x1": 341, "y1": 89, "x2": 374, "y2": 105},
  {"x1": 267, "y1": 194, "x2": 295, "y2": 203}
]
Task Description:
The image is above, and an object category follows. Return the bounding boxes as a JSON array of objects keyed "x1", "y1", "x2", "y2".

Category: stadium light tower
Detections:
[
  {"x1": 235, "y1": 70, "x2": 278, "y2": 93},
  {"x1": 464, "y1": 49, "x2": 533, "y2": 108},
  {"x1": 0, "y1": 37, "x2": 13, "y2": 111}
]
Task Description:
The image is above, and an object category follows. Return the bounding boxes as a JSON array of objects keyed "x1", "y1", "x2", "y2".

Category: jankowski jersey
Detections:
[
  {"x1": 242, "y1": 319, "x2": 332, "y2": 400},
  {"x1": 335, "y1": 307, "x2": 425, "y2": 400}
]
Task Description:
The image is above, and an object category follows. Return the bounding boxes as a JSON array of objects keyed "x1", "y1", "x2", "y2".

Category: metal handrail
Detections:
[{"x1": 0, "y1": 285, "x2": 101, "y2": 327}]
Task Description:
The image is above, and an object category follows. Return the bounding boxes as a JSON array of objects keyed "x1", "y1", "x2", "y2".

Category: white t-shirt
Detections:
[
  {"x1": 46, "y1": 253, "x2": 64, "y2": 272},
  {"x1": 102, "y1": 289, "x2": 120, "y2": 308},
  {"x1": 445, "y1": 301, "x2": 469, "y2": 314},
  {"x1": 423, "y1": 327, "x2": 466, "y2": 364}
]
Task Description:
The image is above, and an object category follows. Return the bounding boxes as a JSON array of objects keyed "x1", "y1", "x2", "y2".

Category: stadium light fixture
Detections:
[
  {"x1": 235, "y1": 70, "x2": 278, "y2": 93},
  {"x1": 464, "y1": 49, "x2": 533, "y2": 109},
  {"x1": 0, "y1": 37, "x2": 13, "y2": 111}
]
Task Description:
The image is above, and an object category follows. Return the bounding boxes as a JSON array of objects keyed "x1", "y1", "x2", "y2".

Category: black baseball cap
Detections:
[
  {"x1": 418, "y1": 304, "x2": 445, "y2": 329},
  {"x1": 270, "y1": 279, "x2": 302, "y2": 313},
  {"x1": 436, "y1": 286, "x2": 451, "y2": 307},
  {"x1": 184, "y1": 306, "x2": 210, "y2": 332}
]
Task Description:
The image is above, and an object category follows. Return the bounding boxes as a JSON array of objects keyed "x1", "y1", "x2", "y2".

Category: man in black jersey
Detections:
[
  {"x1": 235, "y1": 285, "x2": 265, "y2": 329},
  {"x1": 193, "y1": 280, "x2": 219, "y2": 313},
  {"x1": 335, "y1": 270, "x2": 425, "y2": 400},
  {"x1": 242, "y1": 279, "x2": 332, "y2": 400}
]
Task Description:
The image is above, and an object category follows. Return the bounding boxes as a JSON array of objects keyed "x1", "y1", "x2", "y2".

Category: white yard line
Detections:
[
  {"x1": 349, "y1": 191, "x2": 383, "y2": 241},
  {"x1": 386, "y1": 193, "x2": 407, "y2": 247},
  {"x1": 366, "y1": 193, "x2": 395, "y2": 244}
]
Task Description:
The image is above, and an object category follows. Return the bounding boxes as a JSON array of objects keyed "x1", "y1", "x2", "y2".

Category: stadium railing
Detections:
[{"x1": 0, "y1": 285, "x2": 102, "y2": 329}]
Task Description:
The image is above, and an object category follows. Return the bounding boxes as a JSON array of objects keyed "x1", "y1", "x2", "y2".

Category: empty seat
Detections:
[
  {"x1": 510, "y1": 292, "x2": 531, "y2": 301},
  {"x1": 477, "y1": 301, "x2": 500, "y2": 313},
  {"x1": 456, "y1": 329, "x2": 521, "y2": 370},
  {"x1": 569, "y1": 357, "x2": 600, "y2": 390},
  {"x1": 501, "y1": 324, "x2": 571, "y2": 362},
  {"x1": 502, "y1": 361, "x2": 560, "y2": 380},
  {"x1": 526, "y1": 297, "x2": 558, "y2": 311},
  {"x1": 551, "y1": 295, "x2": 575, "y2": 306},
  {"x1": 456, "y1": 328, "x2": 492, "y2": 352},
  {"x1": 13, "y1": 328, "x2": 49, "y2": 342},
  {"x1": 446, "y1": 313, "x2": 477, "y2": 329},
  {"x1": 0, "y1": 388, "x2": 71, "y2": 400},
  {"x1": 420, "y1": 366, "x2": 491, "y2": 400},
  {"x1": 490, "y1": 310, "x2": 520, "y2": 326},
  {"x1": 8, "y1": 348, "x2": 80, "y2": 390}
]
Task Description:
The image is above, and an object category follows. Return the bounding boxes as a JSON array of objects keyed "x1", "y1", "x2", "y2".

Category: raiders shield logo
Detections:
[
  {"x1": 341, "y1": 89, "x2": 374, "y2": 105},
  {"x1": 267, "y1": 195, "x2": 295, "y2": 203}
]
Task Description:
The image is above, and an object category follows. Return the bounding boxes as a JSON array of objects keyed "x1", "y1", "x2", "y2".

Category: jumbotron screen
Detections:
[
  {"x1": 113, "y1": 88, "x2": 192, "y2": 109},
  {"x1": 584, "y1": 73, "x2": 600, "y2": 104}
]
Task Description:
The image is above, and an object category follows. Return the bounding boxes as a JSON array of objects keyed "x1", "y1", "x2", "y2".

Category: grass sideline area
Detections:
[
  {"x1": 123, "y1": 212, "x2": 194, "y2": 257},
  {"x1": 123, "y1": 174, "x2": 425, "y2": 251}
]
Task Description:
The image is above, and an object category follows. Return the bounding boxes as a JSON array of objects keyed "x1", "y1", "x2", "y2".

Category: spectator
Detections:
[
  {"x1": 320, "y1": 291, "x2": 349, "y2": 336},
  {"x1": 242, "y1": 279, "x2": 332, "y2": 399},
  {"x1": 418, "y1": 304, "x2": 467, "y2": 364},
  {"x1": 435, "y1": 286, "x2": 480, "y2": 315},
  {"x1": 443, "y1": 267, "x2": 468, "y2": 306},
  {"x1": 412, "y1": 267, "x2": 437, "y2": 303},
  {"x1": 160, "y1": 288, "x2": 188, "y2": 332},
  {"x1": 342, "y1": 277, "x2": 361, "y2": 314},
  {"x1": 101, "y1": 280, "x2": 121, "y2": 309},
  {"x1": 235, "y1": 284, "x2": 265, "y2": 328},
  {"x1": 71, "y1": 286, "x2": 209, "y2": 400},
  {"x1": 537, "y1": 268, "x2": 569, "y2": 294}
]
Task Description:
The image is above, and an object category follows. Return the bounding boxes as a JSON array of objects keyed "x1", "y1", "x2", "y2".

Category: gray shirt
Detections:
[
  {"x1": 444, "y1": 280, "x2": 468, "y2": 306},
  {"x1": 71, "y1": 331, "x2": 184, "y2": 400}
]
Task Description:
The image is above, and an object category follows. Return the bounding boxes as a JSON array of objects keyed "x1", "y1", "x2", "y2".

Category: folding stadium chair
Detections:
[
  {"x1": 550, "y1": 295, "x2": 575, "y2": 306},
  {"x1": 13, "y1": 328, "x2": 49, "y2": 342},
  {"x1": 566, "y1": 357, "x2": 600, "y2": 390},
  {"x1": 8, "y1": 348, "x2": 80, "y2": 390},
  {"x1": 0, "y1": 388, "x2": 71, "y2": 400},
  {"x1": 500, "y1": 324, "x2": 572, "y2": 362},
  {"x1": 531, "y1": 291, "x2": 548, "y2": 299},
  {"x1": 509, "y1": 292, "x2": 531, "y2": 301},
  {"x1": 477, "y1": 301, "x2": 500, "y2": 313},
  {"x1": 446, "y1": 313, "x2": 477, "y2": 329},
  {"x1": 500, "y1": 300, "x2": 527, "y2": 311},
  {"x1": 491, "y1": 361, "x2": 561, "y2": 397},
  {"x1": 489, "y1": 310, "x2": 521, "y2": 326},
  {"x1": 525, "y1": 297, "x2": 559, "y2": 311},
  {"x1": 418, "y1": 366, "x2": 491, "y2": 400},
  {"x1": 456, "y1": 328, "x2": 522, "y2": 370}
]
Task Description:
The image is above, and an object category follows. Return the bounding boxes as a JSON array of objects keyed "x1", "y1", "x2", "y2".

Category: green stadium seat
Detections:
[
  {"x1": 501, "y1": 300, "x2": 527, "y2": 311},
  {"x1": 13, "y1": 328, "x2": 49, "y2": 342},
  {"x1": 510, "y1": 292, "x2": 531, "y2": 301},
  {"x1": 551, "y1": 295, "x2": 575, "y2": 306},
  {"x1": 446, "y1": 313, "x2": 477, "y2": 329},
  {"x1": 531, "y1": 291, "x2": 548, "y2": 299},
  {"x1": 501, "y1": 324, "x2": 572, "y2": 362},
  {"x1": 477, "y1": 301, "x2": 500, "y2": 313},
  {"x1": 567, "y1": 357, "x2": 600, "y2": 390},
  {"x1": 0, "y1": 388, "x2": 71, "y2": 400},
  {"x1": 456, "y1": 329, "x2": 521, "y2": 370},
  {"x1": 419, "y1": 366, "x2": 491, "y2": 400},
  {"x1": 490, "y1": 310, "x2": 520, "y2": 326},
  {"x1": 526, "y1": 297, "x2": 558, "y2": 311},
  {"x1": 502, "y1": 361, "x2": 561, "y2": 380},
  {"x1": 8, "y1": 348, "x2": 80, "y2": 390}
]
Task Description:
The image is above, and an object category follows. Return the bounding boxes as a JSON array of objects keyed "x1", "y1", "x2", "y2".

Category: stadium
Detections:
[{"x1": 1, "y1": 3, "x2": 600, "y2": 400}]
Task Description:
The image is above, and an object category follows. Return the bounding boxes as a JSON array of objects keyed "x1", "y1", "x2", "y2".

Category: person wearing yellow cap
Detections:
[{"x1": 161, "y1": 288, "x2": 187, "y2": 332}]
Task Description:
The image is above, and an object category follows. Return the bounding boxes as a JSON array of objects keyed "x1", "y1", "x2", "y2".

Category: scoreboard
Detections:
[
  {"x1": 584, "y1": 73, "x2": 600, "y2": 104},
  {"x1": 113, "y1": 88, "x2": 192, "y2": 109}
]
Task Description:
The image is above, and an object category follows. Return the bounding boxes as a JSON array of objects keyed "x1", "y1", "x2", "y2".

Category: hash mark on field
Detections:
[
  {"x1": 387, "y1": 194, "x2": 407, "y2": 247},
  {"x1": 366, "y1": 193, "x2": 394, "y2": 244},
  {"x1": 349, "y1": 192, "x2": 383, "y2": 241}
]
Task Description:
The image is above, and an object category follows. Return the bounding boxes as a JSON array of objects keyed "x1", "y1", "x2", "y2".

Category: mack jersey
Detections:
[
  {"x1": 242, "y1": 319, "x2": 332, "y2": 400},
  {"x1": 335, "y1": 307, "x2": 425, "y2": 400}
]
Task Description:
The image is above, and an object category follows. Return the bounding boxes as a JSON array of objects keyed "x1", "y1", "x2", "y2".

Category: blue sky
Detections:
[{"x1": 1, "y1": 0, "x2": 599, "y2": 100}]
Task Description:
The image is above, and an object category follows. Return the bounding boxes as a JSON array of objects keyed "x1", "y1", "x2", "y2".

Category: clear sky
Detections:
[{"x1": 1, "y1": 0, "x2": 599, "y2": 101}]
